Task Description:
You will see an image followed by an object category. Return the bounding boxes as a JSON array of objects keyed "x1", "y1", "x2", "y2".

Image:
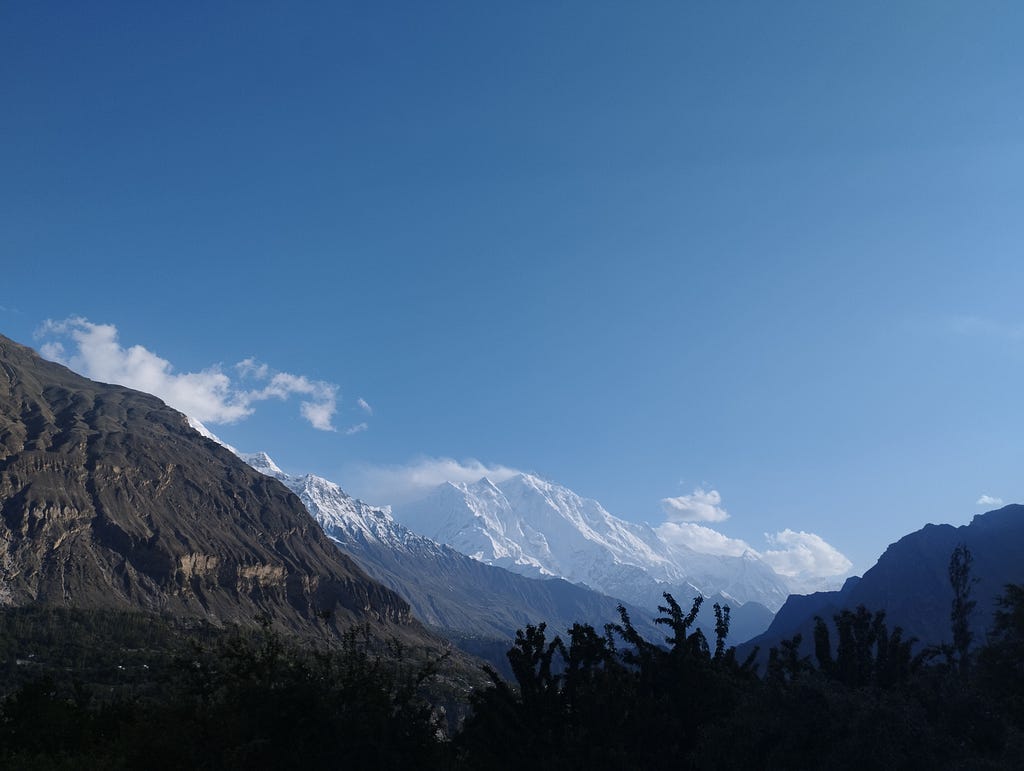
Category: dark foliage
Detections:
[
  {"x1": 4, "y1": 552, "x2": 1024, "y2": 769},
  {"x1": 0, "y1": 609, "x2": 449, "y2": 769},
  {"x1": 978, "y1": 583, "x2": 1024, "y2": 728},
  {"x1": 459, "y1": 578, "x2": 1024, "y2": 770},
  {"x1": 949, "y1": 542, "x2": 978, "y2": 681},
  {"x1": 456, "y1": 594, "x2": 758, "y2": 769}
]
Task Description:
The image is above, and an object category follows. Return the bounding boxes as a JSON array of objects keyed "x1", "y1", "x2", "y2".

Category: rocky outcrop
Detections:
[{"x1": 0, "y1": 334, "x2": 421, "y2": 642}]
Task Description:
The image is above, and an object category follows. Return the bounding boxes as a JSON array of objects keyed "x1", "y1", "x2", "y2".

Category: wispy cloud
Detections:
[
  {"x1": 37, "y1": 317, "x2": 340, "y2": 431},
  {"x1": 345, "y1": 422, "x2": 369, "y2": 435},
  {"x1": 976, "y1": 494, "x2": 1004, "y2": 507},
  {"x1": 348, "y1": 456, "x2": 522, "y2": 505},
  {"x1": 0, "y1": 304, "x2": 21, "y2": 314},
  {"x1": 660, "y1": 488, "x2": 729, "y2": 522},
  {"x1": 357, "y1": 397, "x2": 373, "y2": 415}
]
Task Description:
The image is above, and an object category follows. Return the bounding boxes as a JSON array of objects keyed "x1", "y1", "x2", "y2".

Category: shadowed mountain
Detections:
[
  {"x1": 739, "y1": 505, "x2": 1024, "y2": 661},
  {"x1": 0, "y1": 334, "x2": 429, "y2": 644}
]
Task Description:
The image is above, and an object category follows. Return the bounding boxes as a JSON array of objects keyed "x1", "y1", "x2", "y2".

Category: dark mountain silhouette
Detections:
[
  {"x1": 0, "y1": 333, "x2": 430, "y2": 644},
  {"x1": 739, "y1": 505, "x2": 1024, "y2": 661}
]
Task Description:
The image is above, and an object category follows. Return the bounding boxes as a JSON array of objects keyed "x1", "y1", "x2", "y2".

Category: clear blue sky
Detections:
[{"x1": 3, "y1": 2, "x2": 1023, "y2": 574}]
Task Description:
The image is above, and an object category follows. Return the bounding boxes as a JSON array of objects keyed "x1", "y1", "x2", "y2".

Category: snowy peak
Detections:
[
  {"x1": 292, "y1": 473, "x2": 355, "y2": 530},
  {"x1": 238, "y1": 453, "x2": 413, "y2": 552},
  {"x1": 397, "y1": 474, "x2": 668, "y2": 588},
  {"x1": 468, "y1": 476, "x2": 504, "y2": 496},
  {"x1": 393, "y1": 473, "x2": 793, "y2": 613},
  {"x1": 239, "y1": 451, "x2": 284, "y2": 477},
  {"x1": 450, "y1": 477, "x2": 512, "y2": 520},
  {"x1": 187, "y1": 416, "x2": 238, "y2": 453},
  {"x1": 235, "y1": 452, "x2": 781, "y2": 638}
]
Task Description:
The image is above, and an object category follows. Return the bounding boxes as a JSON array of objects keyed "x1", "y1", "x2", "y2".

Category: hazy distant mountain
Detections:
[
  {"x1": 393, "y1": 473, "x2": 784, "y2": 638},
  {"x1": 0, "y1": 334, "x2": 427, "y2": 644},
  {"x1": 239, "y1": 453, "x2": 665, "y2": 644},
  {"x1": 740, "y1": 505, "x2": 1024, "y2": 656}
]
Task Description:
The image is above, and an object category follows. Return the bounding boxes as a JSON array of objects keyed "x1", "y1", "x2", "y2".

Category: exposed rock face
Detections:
[{"x1": 0, "y1": 334, "x2": 417, "y2": 640}]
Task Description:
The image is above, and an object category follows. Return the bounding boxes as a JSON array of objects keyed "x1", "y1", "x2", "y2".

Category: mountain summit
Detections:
[{"x1": 394, "y1": 473, "x2": 790, "y2": 616}]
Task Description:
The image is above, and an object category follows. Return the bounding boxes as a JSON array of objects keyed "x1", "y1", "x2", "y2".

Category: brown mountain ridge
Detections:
[{"x1": 0, "y1": 333, "x2": 427, "y2": 644}]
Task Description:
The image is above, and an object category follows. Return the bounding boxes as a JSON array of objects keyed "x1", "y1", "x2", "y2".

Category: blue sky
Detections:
[{"x1": 3, "y1": 2, "x2": 1023, "y2": 576}]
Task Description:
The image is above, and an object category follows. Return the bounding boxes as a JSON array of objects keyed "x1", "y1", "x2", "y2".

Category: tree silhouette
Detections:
[
  {"x1": 948, "y1": 543, "x2": 977, "y2": 681},
  {"x1": 978, "y1": 583, "x2": 1024, "y2": 728}
]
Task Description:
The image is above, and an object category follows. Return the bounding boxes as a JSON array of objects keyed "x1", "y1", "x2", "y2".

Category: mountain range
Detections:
[
  {"x1": 4, "y1": 326, "x2": 1023, "y2": 681},
  {"x1": 238, "y1": 451, "x2": 666, "y2": 646},
  {"x1": 395, "y1": 475, "x2": 781, "y2": 635}
]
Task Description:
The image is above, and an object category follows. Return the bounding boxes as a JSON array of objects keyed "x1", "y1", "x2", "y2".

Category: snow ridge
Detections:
[
  {"x1": 395, "y1": 472, "x2": 792, "y2": 612},
  {"x1": 236, "y1": 453, "x2": 447, "y2": 558}
]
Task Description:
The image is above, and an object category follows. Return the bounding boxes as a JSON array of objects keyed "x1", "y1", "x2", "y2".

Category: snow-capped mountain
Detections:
[
  {"x1": 237, "y1": 453, "x2": 666, "y2": 644},
  {"x1": 241, "y1": 452, "x2": 425, "y2": 556},
  {"x1": 394, "y1": 473, "x2": 792, "y2": 613}
]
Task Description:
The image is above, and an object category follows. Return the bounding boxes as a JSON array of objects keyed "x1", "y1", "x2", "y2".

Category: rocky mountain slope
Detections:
[
  {"x1": 740, "y1": 504, "x2": 1024, "y2": 656},
  {"x1": 240, "y1": 452, "x2": 665, "y2": 643},
  {"x1": 0, "y1": 334, "x2": 426, "y2": 644}
]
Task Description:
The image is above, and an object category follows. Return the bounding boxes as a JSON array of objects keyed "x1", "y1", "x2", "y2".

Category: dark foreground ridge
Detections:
[{"x1": 740, "y1": 503, "x2": 1024, "y2": 660}]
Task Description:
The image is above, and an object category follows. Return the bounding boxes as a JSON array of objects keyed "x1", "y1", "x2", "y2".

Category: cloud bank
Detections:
[
  {"x1": 38, "y1": 317, "x2": 341, "y2": 432},
  {"x1": 656, "y1": 521, "x2": 751, "y2": 557},
  {"x1": 761, "y1": 528, "x2": 853, "y2": 579},
  {"x1": 656, "y1": 488, "x2": 852, "y2": 587}
]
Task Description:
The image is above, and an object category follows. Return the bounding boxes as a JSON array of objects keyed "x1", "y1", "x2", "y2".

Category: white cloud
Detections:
[
  {"x1": 348, "y1": 456, "x2": 522, "y2": 505},
  {"x1": 357, "y1": 397, "x2": 373, "y2": 415},
  {"x1": 245, "y1": 370, "x2": 339, "y2": 432},
  {"x1": 976, "y1": 494, "x2": 1004, "y2": 507},
  {"x1": 37, "y1": 317, "x2": 340, "y2": 432},
  {"x1": 656, "y1": 488, "x2": 852, "y2": 589},
  {"x1": 345, "y1": 422, "x2": 368, "y2": 435},
  {"x1": 761, "y1": 529, "x2": 852, "y2": 579},
  {"x1": 300, "y1": 399, "x2": 337, "y2": 432},
  {"x1": 660, "y1": 488, "x2": 729, "y2": 522},
  {"x1": 655, "y1": 521, "x2": 753, "y2": 557}
]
